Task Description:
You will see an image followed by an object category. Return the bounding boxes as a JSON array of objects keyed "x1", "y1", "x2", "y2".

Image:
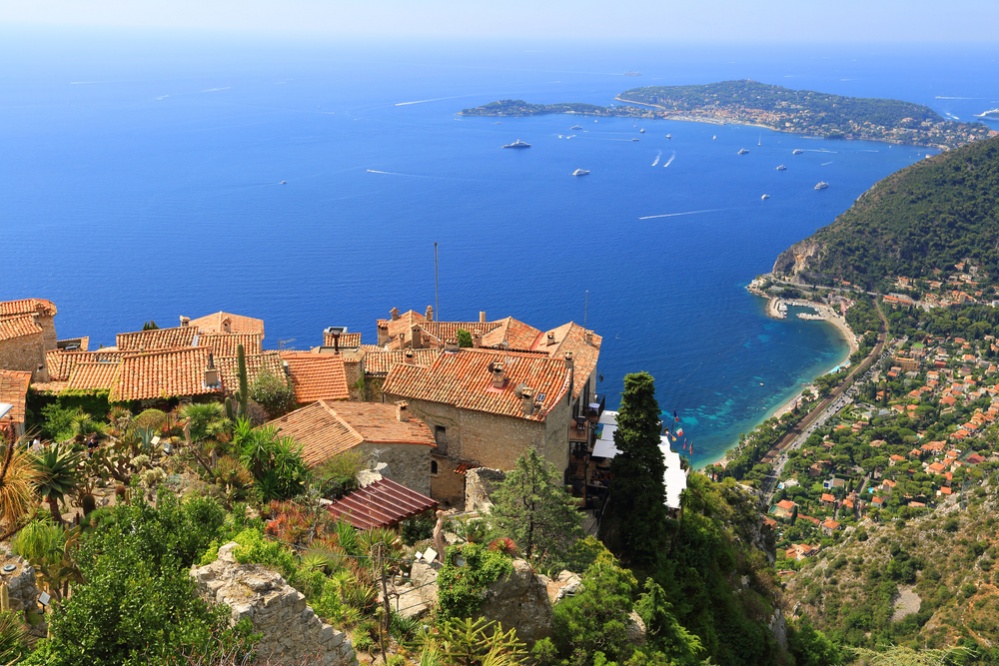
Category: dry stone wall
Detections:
[{"x1": 191, "y1": 543, "x2": 357, "y2": 666}]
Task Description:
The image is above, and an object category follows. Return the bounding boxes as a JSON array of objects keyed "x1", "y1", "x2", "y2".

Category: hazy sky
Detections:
[{"x1": 5, "y1": 0, "x2": 999, "y2": 43}]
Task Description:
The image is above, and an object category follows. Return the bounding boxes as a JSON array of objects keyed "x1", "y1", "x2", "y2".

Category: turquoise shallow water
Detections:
[{"x1": 2, "y1": 31, "x2": 997, "y2": 465}]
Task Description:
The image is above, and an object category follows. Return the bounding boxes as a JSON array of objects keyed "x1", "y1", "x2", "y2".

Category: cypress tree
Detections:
[{"x1": 601, "y1": 371, "x2": 669, "y2": 567}]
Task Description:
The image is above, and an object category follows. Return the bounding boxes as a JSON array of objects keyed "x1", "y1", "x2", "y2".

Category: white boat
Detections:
[
  {"x1": 639, "y1": 128, "x2": 646, "y2": 134},
  {"x1": 570, "y1": 124, "x2": 582, "y2": 130},
  {"x1": 738, "y1": 148, "x2": 749, "y2": 155},
  {"x1": 814, "y1": 181, "x2": 829, "y2": 190},
  {"x1": 572, "y1": 168, "x2": 590, "y2": 177},
  {"x1": 761, "y1": 194, "x2": 770, "y2": 200},
  {"x1": 776, "y1": 164, "x2": 786, "y2": 171},
  {"x1": 503, "y1": 139, "x2": 531, "y2": 149},
  {"x1": 792, "y1": 148, "x2": 803, "y2": 155}
]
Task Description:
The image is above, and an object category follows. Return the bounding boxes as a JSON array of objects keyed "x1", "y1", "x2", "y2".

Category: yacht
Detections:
[
  {"x1": 792, "y1": 148, "x2": 804, "y2": 155},
  {"x1": 666, "y1": 133, "x2": 672, "y2": 139},
  {"x1": 814, "y1": 181, "x2": 829, "y2": 190},
  {"x1": 738, "y1": 148, "x2": 749, "y2": 155},
  {"x1": 503, "y1": 139, "x2": 531, "y2": 149},
  {"x1": 570, "y1": 124, "x2": 583, "y2": 130},
  {"x1": 572, "y1": 168, "x2": 590, "y2": 177},
  {"x1": 761, "y1": 194, "x2": 771, "y2": 200},
  {"x1": 776, "y1": 164, "x2": 786, "y2": 171},
  {"x1": 639, "y1": 128, "x2": 646, "y2": 134}
]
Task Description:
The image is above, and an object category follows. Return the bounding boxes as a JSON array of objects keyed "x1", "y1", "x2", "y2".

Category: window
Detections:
[
  {"x1": 431, "y1": 460, "x2": 439, "y2": 476},
  {"x1": 434, "y1": 425, "x2": 447, "y2": 454}
]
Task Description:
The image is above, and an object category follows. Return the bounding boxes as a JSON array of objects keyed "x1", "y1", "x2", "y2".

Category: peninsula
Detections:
[{"x1": 461, "y1": 80, "x2": 997, "y2": 149}]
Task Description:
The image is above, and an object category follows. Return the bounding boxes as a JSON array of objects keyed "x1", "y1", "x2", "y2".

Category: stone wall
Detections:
[
  {"x1": 0, "y1": 332, "x2": 49, "y2": 381},
  {"x1": 357, "y1": 442, "x2": 433, "y2": 496},
  {"x1": 464, "y1": 468, "x2": 506, "y2": 514},
  {"x1": 0, "y1": 552, "x2": 40, "y2": 614},
  {"x1": 191, "y1": 543, "x2": 357, "y2": 666}
]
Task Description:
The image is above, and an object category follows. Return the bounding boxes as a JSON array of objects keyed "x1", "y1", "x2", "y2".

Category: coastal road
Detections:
[{"x1": 760, "y1": 301, "x2": 889, "y2": 501}]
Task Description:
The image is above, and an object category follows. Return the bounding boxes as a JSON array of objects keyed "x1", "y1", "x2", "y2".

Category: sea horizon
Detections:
[{"x1": 3, "y1": 29, "x2": 997, "y2": 464}]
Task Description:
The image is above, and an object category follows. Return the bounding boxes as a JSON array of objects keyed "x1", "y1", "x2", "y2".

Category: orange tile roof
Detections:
[
  {"x1": 0, "y1": 315, "x2": 43, "y2": 342},
  {"x1": 66, "y1": 361, "x2": 119, "y2": 392},
  {"x1": 363, "y1": 349, "x2": 441, "y2": 376},
  {"x1": 0, "y1": 299, "x2": 57, "y2": 318},
  {"x1": 216, "y1": 351, "x2": 285, "y2": 392},
  {"x1": 199, "y1": 333, "x2": 263, "y2": 357},
  {"x1": 187, "y1": 311, "x2": 264, "y2": 336},
  {"x1": 45, "y1": 350, "x2": 125, "y2": 381},
  {"x1": 323, "y1": 331, "x2": 363, "y2": 348},
  {"x1": 383, "y1": 349, "x2": 571, "y2": 422},
  {"x1": 265, "y1": 400, "x2": 434, "y2": 468},
  {"x1": 112, "y1": 347, "x2": 221, "y2": 402},
  {"x1": 279, "y1": 351, "x2": 350, "y2": 404},
  {"x1": 117, "y1": 326, "x2": 198, "y2": 352},
  {"x1": 531, "y1": 322, "x2": 602, "y2": 399},
  {"x1": 479, "y1": 316, "x2": 543, "y2": 350},
  {"x1": 0, "y1": 370, "x2": 31, "y2": 424},
  {"x1": 775, "y1": 499, "x2": 796, "y2": 511}
]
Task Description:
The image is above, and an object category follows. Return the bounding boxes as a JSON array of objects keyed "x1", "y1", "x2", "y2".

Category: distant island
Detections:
[{"x1": 460, "y1": 80, "x2": 997, "y2": 150}]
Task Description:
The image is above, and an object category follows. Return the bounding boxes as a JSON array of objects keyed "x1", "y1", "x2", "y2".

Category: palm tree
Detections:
[
  {"x1": 34, "y1": 445, "x2": 82, "y2": 524},
  {"x1": 0, "y1": 440, "x2": 41, "y2": 540}
]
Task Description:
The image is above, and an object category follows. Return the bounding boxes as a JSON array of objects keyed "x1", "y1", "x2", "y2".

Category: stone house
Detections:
[
  {"x1": 0, "y1": 370, "x2": 32, "y2": 439},
  {"x1": 265, "y1": 400, "x2": 436, "y2": 495},
  {"x1": 0, "y1": 298, "x2": 58, "y2": 381},
  {"x1": 382, "y1": 347, "x2": 574, "y2": 506}
]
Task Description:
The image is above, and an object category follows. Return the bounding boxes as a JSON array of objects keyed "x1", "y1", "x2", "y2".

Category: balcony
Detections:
[{"x1": 586, "y1": 393, "x2": 606, "y2": 423}]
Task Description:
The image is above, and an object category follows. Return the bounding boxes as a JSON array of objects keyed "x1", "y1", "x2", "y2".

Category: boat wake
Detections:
[
  {"x1": 366, "y1": 169, "x2": 450, "y2": 180},
  {"x1": 639, "y1": 208, "x2": 732, "y2": 220},
  {"x1": 154, "y1": 95, "x2": 169, "y2": 101},
  {"x1": 201, "y1": 87, "x2": 231, "y2": 93},
  {"x1": 395, "y1": 96, "x2": 461, "y2": 106},
  {"x1": 651, "y1": 150, "x2": 662, "y2": 167},
  {"x1": 821, "y1": 161, "x2": 834, "y2": 166},
  {"x1": 662, "y1": 151, "x2": 677, "y2": 168}
]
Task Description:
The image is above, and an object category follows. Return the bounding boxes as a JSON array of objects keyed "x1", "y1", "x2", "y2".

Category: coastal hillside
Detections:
[{"x1": 772, "y1": 135, "x2": 999, "y2": 290}]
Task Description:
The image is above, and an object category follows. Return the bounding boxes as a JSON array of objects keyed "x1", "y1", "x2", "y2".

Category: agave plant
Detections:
[
  {"x1": 0, "y1": 441, "x2": 41, "y2": 540},
  {"x1": 34, "y1": 444, "x2": 82, "y2": 524}
]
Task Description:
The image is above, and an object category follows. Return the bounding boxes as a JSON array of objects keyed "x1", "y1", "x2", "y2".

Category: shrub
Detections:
[{"x1": 436, "y1": 543, "x2": 514, "y2": 620}]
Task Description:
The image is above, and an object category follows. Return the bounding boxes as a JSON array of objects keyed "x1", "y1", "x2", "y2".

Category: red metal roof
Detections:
[{"x1": 325, "y1": 478, "x2": 436, "y2": 530}]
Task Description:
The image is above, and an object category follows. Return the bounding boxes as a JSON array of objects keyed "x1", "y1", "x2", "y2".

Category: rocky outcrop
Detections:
[
  {"x1": 464, "y1": 468, "x2": 506, "y2": 514},
  {"x1": 0, "y1": 552, "x2": 39, "y2": 613},
  {"x1": 479, "y1": 559, "x2": 553, "y2": 645},
  {"x1": 191, "y1": 543, "x2": 357, "y2": 666},
  {"x1": 772, "y1": 239, "x2": 824, "y2": 281}
]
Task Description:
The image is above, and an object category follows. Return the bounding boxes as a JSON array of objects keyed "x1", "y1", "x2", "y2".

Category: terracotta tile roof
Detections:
[
  {"x1": 0, "y1": 370, "x2": 31, "y2": 424},
  {"x1": 216, "y1": 351, "x2": 285, "y2": 392},
  {"x1": 323, "y1": 331, "x2": 363, "y2": 349},
  {"x1": 45, "y1": 350, "x2": 125, "y2": 381},
  {"x1": 279, "y1": 351, "x2": 349, "y2": 404},
  {"x1": 66, "y1": 361, "x2": 119, "y2": 392},
  {"x1": 0, "y1": 315, "x2": 43, "y2": 342},
  {"x1": 480, "y1": 316, "x2": 543, "y2": 350},
  {"x1": 382, "y1": 348, "x2": 571, "y2": 422},
  {"x1": 418, "y1": 321, "x2": 496, "y2": 347},
  {"x1": 363, "y1": 349, "x2": 440, "y2": 376},
  {"x1": 199, "y1": 333, "x2": 263, "y2": 357},
  {"x1": 325, "y1": 477, "x2": 437, "y2": 530},
  {"x1": 0, "y1": 299, "x2": 57, "y2": 317},
  {"x1": 531, "y1": 322, "x2": 602, "y2": 399},
  {"x1": 266, "y1": 400, "x2": 434, "y2": 468},
  {"x1": 187, "y1": 311, "x2": 264, "y2": 336},
  {"x1": 116, "y1": 326, "x2": 198, "y2": 352},
  {"x1": 112, "y1": 347, "x2": 221, "y2": 402}
]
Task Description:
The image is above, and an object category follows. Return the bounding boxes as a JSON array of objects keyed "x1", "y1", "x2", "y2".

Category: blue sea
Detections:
[{"x1": 3, "y1": 29, "x2": 998, "y2": 466}]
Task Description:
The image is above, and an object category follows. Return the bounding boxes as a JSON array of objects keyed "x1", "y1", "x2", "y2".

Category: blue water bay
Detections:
[{"x1": 3, "y1": 31, "x2": 996, "y2": 465}]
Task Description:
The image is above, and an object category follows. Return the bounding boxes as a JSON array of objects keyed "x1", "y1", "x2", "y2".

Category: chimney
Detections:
[
  {"x1": 444, "y1": 338, "x2": 460, "y2": 352},
  {"x1": 204, "y1": 354, "x2": 219, "y2": 387},
  {"x1": 584, "y1": 331, "x2": 594, "y2": 345},
  {"x1": 547, "y1": 332, "x2": 556, "y2": 346},
  {"x1": 489, "y1": 361, "x2": 506, "y2": 389},
  {"x1": 565, "y1": 351, "x2": 574, "y2": 405},
  {"x1": 396, "y1": 401, "x2": 409, "y2": 422},
  {"x1": 425, "y1": 305, "x2": 434, "y2": 322},
  {"x1": 179, "y1": 316, "x2": 190, "y2": 327},
  {"x1": 221, "y1": 317, "x2": 231, "y2": 334},
  {"x1": 410, "y1": 325, "x2": 422, "y2": 349},
  {"x1": 472, "y1": 330, "x2": 483, "y2": 348},
  {"x1": 564, "y1": 351, "x2": 574, "y2": 371},
  {"x1": 479, "y1": 311, "x2": 487, "y2": 323},
  {"x1": 404, "y1": 349, "x2": 415, "y2": 364},
  {"x1": 520, "y1": 387, "x2": 535, "y2": 416},
  {"x1": 390, "y1": 307, "x2": 400, "y2": 321}
]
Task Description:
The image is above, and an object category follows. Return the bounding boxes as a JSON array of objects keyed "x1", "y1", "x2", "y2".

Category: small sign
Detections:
[
  {"x1": 38, "y1": 592, "x2": 51, "y2": 606},
  {"x1": 423, "y1": 547, "x2": 438, "y2": 563}
]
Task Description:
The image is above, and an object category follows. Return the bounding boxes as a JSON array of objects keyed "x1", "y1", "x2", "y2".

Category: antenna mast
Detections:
[
  {"x1": 434, "y1": 242, "x2": 440, "y2": 321},
  {"x1": 583, "y1": 289, "x2": 589, "y2": 327}
]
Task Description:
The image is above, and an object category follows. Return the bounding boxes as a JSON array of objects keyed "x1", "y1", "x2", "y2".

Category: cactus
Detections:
[
  {"x1": 235, "y1": 344, "x2": 249, "y2": 418},
  {"x1": 81, "y1": 493, "x2": 97, "y2": 516},
  {"x1": 0, "y1": 583, "x2": 10, "y2": 612},
  {"x1": 225, "y1": 397, "x2": 235, "y2": 422}
]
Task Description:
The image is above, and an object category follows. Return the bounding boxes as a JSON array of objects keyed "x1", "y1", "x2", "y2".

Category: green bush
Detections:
[{"x1": 436, "y1": 543, "x2": 513, "y2": 620}]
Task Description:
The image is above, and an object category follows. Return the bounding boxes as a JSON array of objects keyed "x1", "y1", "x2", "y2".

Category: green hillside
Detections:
[{"x1": 773, "y1": 135, "x2": 999, "y2": 290}]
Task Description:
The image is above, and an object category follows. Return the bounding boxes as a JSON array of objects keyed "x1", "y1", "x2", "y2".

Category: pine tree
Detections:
[
  {"x1": 600, "y1": 371, "x2": 669, "y2": 567},
  {"x1": 490, "y1": 449, "x2": 582, "y2": 570}
]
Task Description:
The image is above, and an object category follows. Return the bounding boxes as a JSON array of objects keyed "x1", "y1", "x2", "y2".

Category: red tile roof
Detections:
[
  {"x1": 325, "y1": 477, "x2": 437, "y2": 530},
  {"x1": 66, "y1": 361, "x2": 119, "y2": 392},
  {"x1": 45, "y1": 350, "x2": 125, "y2": 381},
  {"x1": 187, "y1": 311, "x2": 264, "y2": 336},
  {"x1": 279, "y1": 352, "x2": 350, "y2": 404},
  {"x1": 323, "y1": 331, "x2": 363, "y2": 349},
  {"x1": 0, "y1": 299, "x2": 57, "y2": 318},
  {"x1": 531, "y1": 322, "x2": 602, "y2": 399},
  {"x1": 199, "y1": 332, "x2": 263, "y2": 357},
  {"x1": 117, "y1": 326, "x2": 198, "y2": 352},
  {"x1": 0, "y1": 315, "x2": 43, "y2": 342},
  {"x1": 266, "y1": 400, "x2": 434, "y2": 468},
  {"x1": 112, "y1": 347, "x2": 222, "y2": 402},
  {"x1": 480, "y1": 316, "x2": 543, "y2": 350},
  {"x1": 0, "y1": 370, "x2": 31, "y2": 424},
  {"x1": 382, "y1": 348, "x2": 571, "y2": 422},
  {"x1": 363, "y1": 349, "x2": 440, "y2": 376}
]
